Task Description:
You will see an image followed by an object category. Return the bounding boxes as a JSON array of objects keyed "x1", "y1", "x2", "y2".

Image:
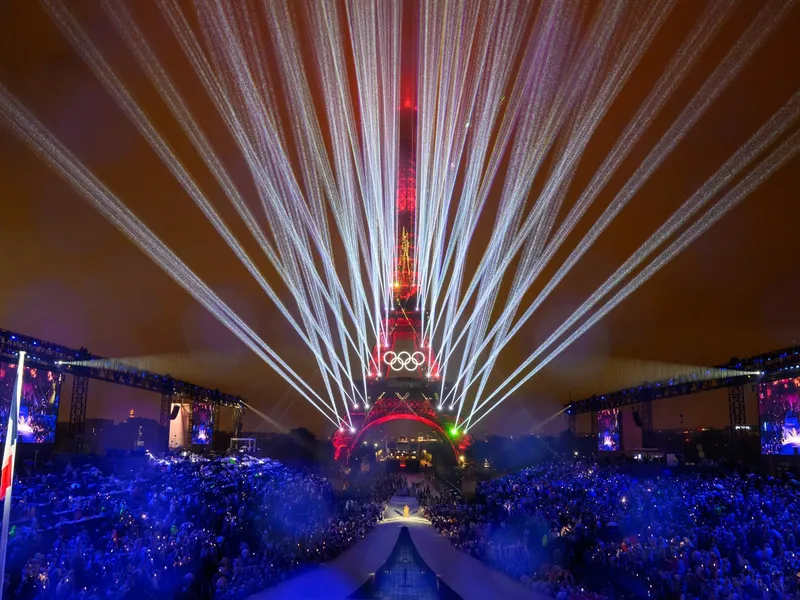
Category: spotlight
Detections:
[{"x1": 349, "y1": 427, "x2": 356, "y2": 433}]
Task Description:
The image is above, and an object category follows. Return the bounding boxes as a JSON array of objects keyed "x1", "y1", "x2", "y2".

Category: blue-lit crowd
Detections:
[
  {"x1": 5, "y1": 455, "x2": 398, "y2": 599},
  {"x1": 421, "y1": 462, "x2": 800, "y2": 600},
  {"x1": 6, "y1": 450, "x2": 800, "y2": 600}
]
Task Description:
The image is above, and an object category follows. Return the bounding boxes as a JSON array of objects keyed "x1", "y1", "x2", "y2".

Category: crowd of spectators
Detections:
[
  {"x1": 421, "y1": 462, "x2": 800, "y2": 600},
  {"x1": 5, "y1": 454, "x2": 400, "y2": 599},
  {"x1": 10, "y1": 446, "x2": 800, "y2": 600}
]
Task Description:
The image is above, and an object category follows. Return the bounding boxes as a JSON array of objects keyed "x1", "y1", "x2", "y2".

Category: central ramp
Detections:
[
  {"x1": 349, "y1": 526, "x2": 459, "y2": 600},
  {"x1": 250, "y1": 494, "x2": 546, "y2": 600},
  {"x1": 409, "y1": 523, "x2": 545, "y2": 600},
  {"x1": 249, "y1": 514, "x2": 403, "y2": 600}
]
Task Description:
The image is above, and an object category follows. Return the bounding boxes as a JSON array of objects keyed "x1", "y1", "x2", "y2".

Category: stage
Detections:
[{"x1": 249, "y1": 495, "x2": 546, "y2": 600}]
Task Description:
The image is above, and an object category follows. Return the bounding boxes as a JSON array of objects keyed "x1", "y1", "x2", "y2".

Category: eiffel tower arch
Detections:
[{"x1": 332, "y1": 389, "x2": 466, "y2": 462}]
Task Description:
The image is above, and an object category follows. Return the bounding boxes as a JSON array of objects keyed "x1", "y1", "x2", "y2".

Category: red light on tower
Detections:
[{"x1": 404, "y1": 99, "x2": 412, "y2": 109}]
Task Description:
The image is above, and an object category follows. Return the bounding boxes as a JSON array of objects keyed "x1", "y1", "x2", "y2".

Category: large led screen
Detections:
[
  {"x1": 191, "y1": 401, "x2": 213, "y2": 445},
  {"x1": 597, "y1": 408, "x2": 620, "y2": 452},
  {"x1": 0, "y1": 362, "x2": 63, "y2": 444},
  {"x1": 758, "y1": 377, "x2": 800, "y2": 455}
]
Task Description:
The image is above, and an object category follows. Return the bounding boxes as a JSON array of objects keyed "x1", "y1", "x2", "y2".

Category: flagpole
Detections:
[{"x1": 0, "y1": 350, "x2": 25, "y2": 598}]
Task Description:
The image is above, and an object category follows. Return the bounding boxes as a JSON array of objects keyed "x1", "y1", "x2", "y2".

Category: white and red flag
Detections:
[
  {"x1": 0, "y1": 350, "x2": 25, "y2": 595},
  {"x1": 0, "y1": 356, "x2": 21, "y2": 501}
]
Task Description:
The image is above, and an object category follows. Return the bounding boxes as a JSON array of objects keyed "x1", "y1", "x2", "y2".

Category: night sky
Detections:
[{"x1": 1, "y1": 1, "x2": 799, "y2": 438}]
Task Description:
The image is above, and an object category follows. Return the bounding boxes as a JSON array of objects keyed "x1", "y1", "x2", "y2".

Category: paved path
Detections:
[
  {"x1": 249, "y1": 496, "x2": 415, "y2": 600},
  {"x1": 250, "y1": 494, "x2": 546, "y2": 600},
  {"x1": 409, "y1": 521, "x2": 546, "y2": 600}
]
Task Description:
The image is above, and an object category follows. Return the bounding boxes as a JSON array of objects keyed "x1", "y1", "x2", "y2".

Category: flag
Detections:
[
  {"x1": 0, "y1": 350, "x2": 24, "y2": 594},
  {"x1": 0, "y1": 357, "x2": 23, "y2": 504},
  {"x1": 0, "y1": 412, "x2": 17, "y2": 500},
  {"x1": 0, "y1": 359, "x2": 21, "y2": 501}
]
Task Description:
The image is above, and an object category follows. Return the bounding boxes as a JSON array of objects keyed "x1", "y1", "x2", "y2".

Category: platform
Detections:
[{"x1": 249, "y1": 494, "x2": 545, "y2": 600}]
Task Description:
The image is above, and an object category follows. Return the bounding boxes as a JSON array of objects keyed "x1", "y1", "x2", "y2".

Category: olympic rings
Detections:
[{"x1": 383, "y1": 350, "x2": 426, "y2": 372}]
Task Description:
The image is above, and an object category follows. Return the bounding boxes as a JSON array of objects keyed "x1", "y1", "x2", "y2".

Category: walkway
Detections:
[
  {"x1": 409, "y1": 521, "x2": 544, "y2": 600},
  {"x1": 250, "y1": 494, "x2": 546, "y2": 600}
]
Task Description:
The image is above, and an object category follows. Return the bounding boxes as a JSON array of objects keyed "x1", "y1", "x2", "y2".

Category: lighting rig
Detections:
[
  {"x1": 0, "y1": 328, "x2": 245, "y2": 452},
  {"x1": 565, "y1": 346, "x2": 800, "y2": 434}
]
